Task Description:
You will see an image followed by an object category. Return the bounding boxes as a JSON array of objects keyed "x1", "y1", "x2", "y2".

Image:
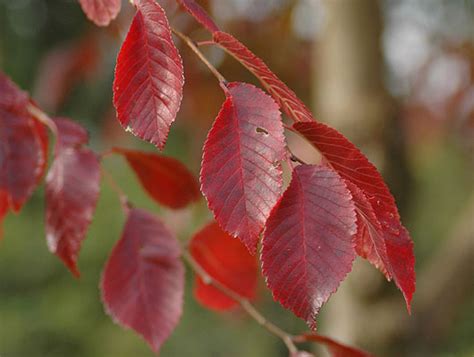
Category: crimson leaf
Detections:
[
  {"x1": 261, "y1": 164, "x2": 357, "y2": 328},
  {"x1": 296, "y1": 333, "x2": 374, "y2": 357},
  {"x1": 200, "y1": 82, "x2": 286, "y2": 253},
  {"x1": 0, "y1": 73, "x2": 49, "y2": 212},
  {"x1": 113, "y1": 147, "x2": 200, "y2": 209},
  {"x1": 0, "y1": 191, "x2": 7, "y2": 238},
  {"x1": 101, "y1": 208, "x2": 184, "y2": 353},
  {"x1": 176, "y1": 0, "x2": 219, "y2": 33},
  {"x1": 293, "y1": 121, "x2": 415, "y2": 310},
  {"x1": 78, "y1": 0, "x2": 121, "y2": 26},
  {"x1": 113, "y1": 0, "x2": 184, "y2": 149},
  {"x1": 190, "y1": 221, "x2": 258, "y2": 311},
  {"x1": 214, "y1": 31, "x2": 314, "y2": 123},
  {"x1": 45, "y1": 118, "x2": 100, "y2": 277}
]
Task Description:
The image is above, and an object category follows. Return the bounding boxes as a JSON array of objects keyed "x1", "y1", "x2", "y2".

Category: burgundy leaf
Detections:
[
  {"x1": 0, "y1": 97, "x2": 49, "y2": 211},
  {"x1": 190, "y1": 221, "x2": 258, "y2": 311},
  {"x1": 113, "y1": 0, "x2": 184, "y2": 149},
  {"x1": 214, "y1": 31, "x2": 313, "y2": 123},
  {"x1": 200, "y1": 82, "x2": 286, "y2": 253},
  {"x1": 113, "y1": 147, "x2": 200, "y2": 209},
  {"x1": 54, "y1": 117, "x2": 89, "y2": 148},
  {"x1": 176, "y1": 0, "x2": 219, "y2": 33},
  {"x1": 293, "y1": 121, "x2": 415, "y2": 311},
  {"x1": 45, "y1": 118, "x2": 100, "y2": 276},
  {"x1": 0, "y1": 72, "x2": 29, "y2": 110},
  {"x1": 261, "y1": 164, "x2": 357, "y2": 328},
  {"x1": 78, "y1": 0, "x2": 121, "y2": 26},
  {"x1": 101, "y1": 208, "x2": 184, "y2": 353},
  {"x1": 296, "y1": 333, "x2": 374, "y2": 357}
]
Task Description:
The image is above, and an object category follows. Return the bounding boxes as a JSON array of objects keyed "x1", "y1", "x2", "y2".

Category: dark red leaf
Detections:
[
  {"x1": 101, "y1": 208, "x2": 184, "y2": 353},
  {"x1": 0, "y1": 76, "x2": 49, "y2": 212},
  {"x1": 293, "y1": 121, "x2": 415, "y2": 311},
  {"x1": 297, "y1": 333, "x2": 374, "y2": 357},
  {"x1": 0, "y1": 72, "x2": 29, "y2": 110},
  {"x1": 45, "y1": 118, "x2": 100, "y2": 276},
  {"x1": 54, "y1": 117, "x2": 89, "y2": 148},
  {"x1": 176, "y1": 0, "x2": 219, "y2": 33},
  {"x1": 214, "y1": 31, "x2": 314, "y2": 123},
  {"x1": 189, "y1": 221, "x2": 258, "y2": 311},
  {"x1": 78, "y1": 0, "x2": 121, "y2": 26},
  {"x1": 261, "y1": 164, "x2": 357, "y2": 328},
  {"x1": 34, "y1": 35, "x2": 100, "y2": 112},
  {"x1": 200, "y1": 82, "x2": 286, "y2": 253},
  {"x1": 112, "y1": 147, "x2": 200, "y2": 209},
  {"x1": 113, "y1": 0, "x2": 184, "y2": 149},
  {"x1": 0, "y1": 191, "x2": 8, "y2": 239}
]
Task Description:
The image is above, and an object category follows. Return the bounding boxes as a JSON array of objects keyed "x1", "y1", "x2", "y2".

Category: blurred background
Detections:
[{"x1": 0, "y1": 0, "x2": 473, "y2": 356}]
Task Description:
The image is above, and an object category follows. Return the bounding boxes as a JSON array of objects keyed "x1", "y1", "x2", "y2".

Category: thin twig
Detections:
[
  {"x1": 172, "y1": 28, "x2": 227, "y2": 84},
  {"x1": 181, "y1": 250, "x2": 298, "y2": 354},
  {"x1": 101, "y1": 166, "x2": 131, "y2": 212}
]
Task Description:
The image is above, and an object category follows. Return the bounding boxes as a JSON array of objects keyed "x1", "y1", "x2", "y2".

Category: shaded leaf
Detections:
[
  {"x1": 214, "y1": 31, "x2": 313, "y2": 123},
  {"x1": 54, "y1": 117, "x2": 89, "y2": 148},
  {"x1": 190, "y1": 221, "x2": 258, "y2": 310},
  {"x1": 101, "y1": 208, "x2": 184, "y2": 353},
  {"x1": 78, "y1": 0, "x2": 121, "y2": 26},
  {"x1": 112, "y1": 147, "x2": 200, "y2": 209},
  {"x1": 45, "y1": 118, "x2": 100, "y2": 276},
  {"x1": 0, "y1": 74, "x2": 49, "y2": 212},
  {"x1": 261, "y1": 164, "x2": 356, "y2": 328},
  {"x1": 176, "y1": 0, "x2": 219, "y2": 33},
  {"x1": 293, "y1": 121, "x2": 415, "y2": 310},
  {"x1": 113, "y1": 0, "x2": 184, "y2": 149},
  {"x1": 201, "y1": 82, "x2": 286, "y2": 253},
  {"x1": 296, "y1": 333, "x2": 374, "y2": 357}
]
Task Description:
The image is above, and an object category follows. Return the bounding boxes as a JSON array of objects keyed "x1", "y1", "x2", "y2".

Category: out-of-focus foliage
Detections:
[{"x1": 0, "y1": 0, "x2": 473, "y2": 356}]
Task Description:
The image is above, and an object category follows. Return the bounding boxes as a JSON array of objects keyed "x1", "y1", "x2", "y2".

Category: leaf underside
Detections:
[
  {"x1": 78, "y1": 0, "x2": 121, "y2": 26},
  {"x1": 200, "y1": 82, "x2": 286, "y2": 253},
  {"x1": 45, "y1": 118, "x2": 100, "y2": 277},
  {"x1": 101, "y1": 208, "x2": 184, "y2": 353},
  {"x1": 0, "y1": 74, "x2": 48, "y2": 213}
]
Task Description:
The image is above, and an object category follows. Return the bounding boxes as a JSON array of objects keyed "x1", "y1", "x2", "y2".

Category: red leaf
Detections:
[
  {"x1": 113, "y1": 0, "x2": 184, "y2": 149},
  {"x1": 0, "y1": 191, "x2": 8, "y2": 239},
  {"x1": 189, "y1": 221, "x2": 258, "y2": 311},
  {"x1": 176, "y1": 0, "x2": 219, "y2": 33},
  {"x1": 54, "y1": 117, "x2": 90, "y2": 148},
  {"x1": 261, "y1": 164, "x2": 357, "y2": 328},
  {"x1": 45, "y1": 118, "x2": 100, "y2": 276},
  {"x1": 293, "y1": 121, "x2": 415, "y2": 311},
  {"x1": 101, "y1": 208, "x2": 184, "y2": 353},
  {"x1": 214, "y1": 32, "x2": 314, "y2": 123},
  {"x1": 200, "y1": 82, "x2": 286, "y2": 253},
  {"x1": 112, "y1": 147, "x2": 200, "y2": 209},
  {"x1": 0, "y1": 74, "x2": 49, "y2": 212},
  {"x1": 298, "y1": 333, "x2": 374, "y2": 357},
  {"x1": 78, "y1": 0, "x2": 121, "y2": 26}
]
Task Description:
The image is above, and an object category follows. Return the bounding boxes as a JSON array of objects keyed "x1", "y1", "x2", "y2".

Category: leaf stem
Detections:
[
  {"x1": 171, "y1": 28, "x2": 227, "y2": 84},
  {"x1": 27, "y1": 103, "x2": 58, "y2": 137},
  {"x1": 181, "y1": 249, "x2": 298, "y2": 354},
  {"x1": 101, "y1": 167, "x2": 131, "y2": 212}
]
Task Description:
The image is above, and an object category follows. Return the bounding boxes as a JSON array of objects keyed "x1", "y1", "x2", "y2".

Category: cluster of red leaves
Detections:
[{"x1": 0, "y1": 0, "x2": 416, "y2": 356}]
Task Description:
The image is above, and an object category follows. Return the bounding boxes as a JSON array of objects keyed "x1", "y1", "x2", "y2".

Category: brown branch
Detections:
[
  {"x1": 181, "y1": 249, "x2": 299, "y2": 354},
  {"x1": 27, "y1": 103, "x2": 58, "y2": 137},
  {"x1": 171, "y1": 28, "x2": 227, "y2": 84}
]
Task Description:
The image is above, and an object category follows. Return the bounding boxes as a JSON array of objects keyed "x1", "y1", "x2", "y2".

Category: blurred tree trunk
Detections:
[{"x1": 313, "y1": 0, "x2": 404, "y2": 354}]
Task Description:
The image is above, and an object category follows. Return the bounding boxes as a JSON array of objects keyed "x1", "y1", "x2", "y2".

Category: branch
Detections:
[
  {"x1": 171, "y1": 28, "x2": 227, "y2": 84},
  {"x1": 181, "y1": 249, "x2": 299, "y2": 354}
]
